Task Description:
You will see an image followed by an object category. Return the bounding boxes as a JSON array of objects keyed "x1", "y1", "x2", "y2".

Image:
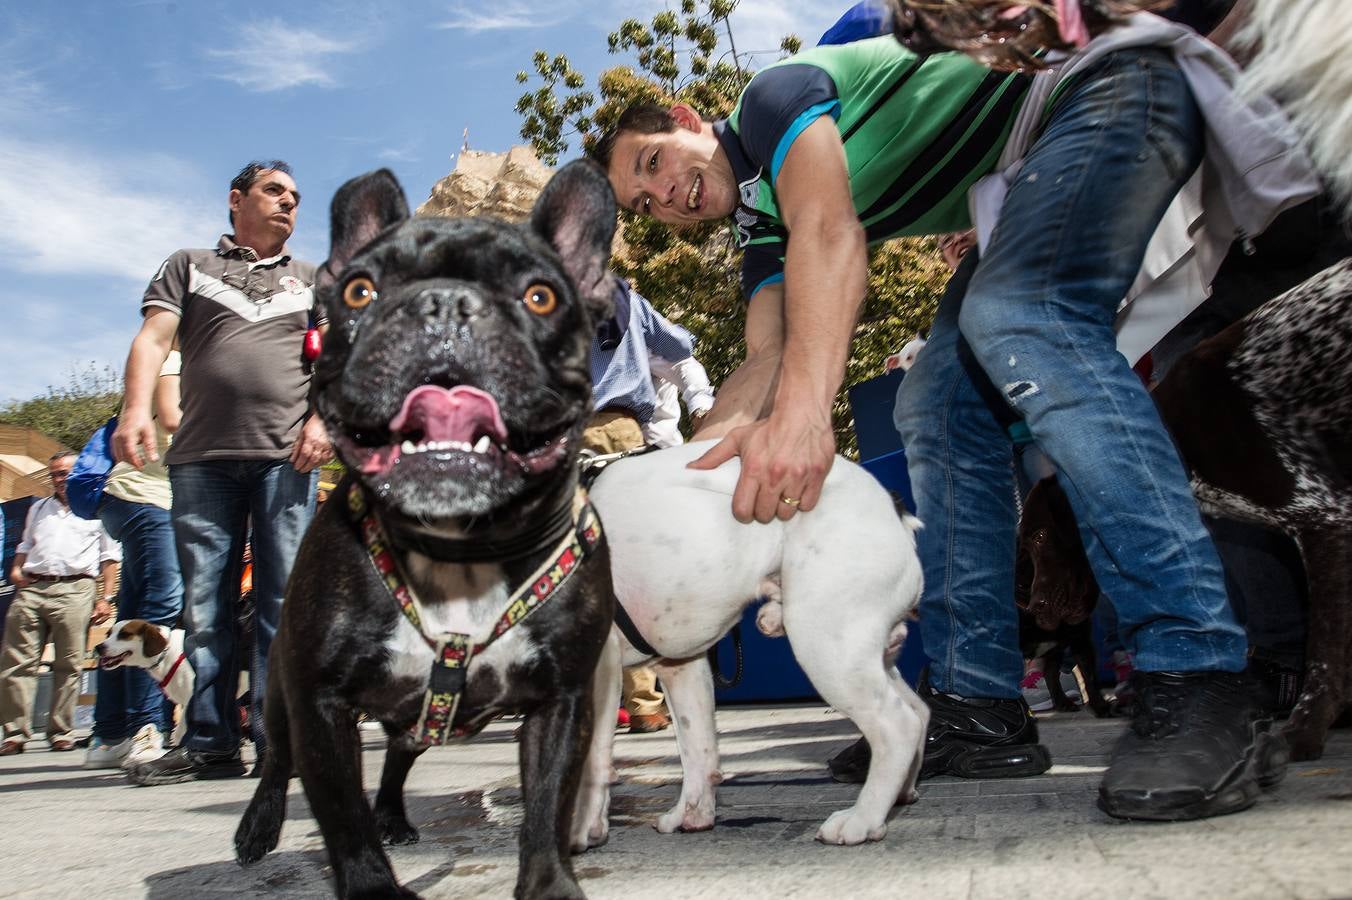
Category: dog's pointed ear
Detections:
[
  {"x1": 140, "y1": 623, "x2": 169, "y2": 659},
  {"x1": 318, "y1": 169, "x2": 410, "y2": 290},
  {"x1": 530, "y1": 159, "x2": 617, "y2": 320}
]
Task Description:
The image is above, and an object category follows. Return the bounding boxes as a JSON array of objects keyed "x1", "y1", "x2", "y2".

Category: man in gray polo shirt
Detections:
[{"x1": 113, "y1": 160, "x2": 331, "y2": 784}]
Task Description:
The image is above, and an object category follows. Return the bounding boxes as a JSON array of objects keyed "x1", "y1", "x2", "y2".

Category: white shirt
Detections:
[
  {"x1": 643, "y1": 356, "x2": 716, "y2": 449},
  {"x1": 16, "y1": 496, "x2": 121, "y2": 578}
]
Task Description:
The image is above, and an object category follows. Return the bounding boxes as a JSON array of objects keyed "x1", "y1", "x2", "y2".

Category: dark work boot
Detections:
[
  {"x1": 1098, "y1": 670, "x2": 1288, "y2": 822},
  {"x1": 827, "y1": 672, "x2": 1052, "y2": 783}
]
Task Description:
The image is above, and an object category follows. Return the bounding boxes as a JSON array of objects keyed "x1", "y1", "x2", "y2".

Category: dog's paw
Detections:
[
  {"x1": 815, "y1": 809, "x2": 887, "y2": 846},
  {"x1": 569, "y1": 816, "x2": 610, "y2": 854},
  {"x1": 234, "y1": 813, "x2": 282, "y2": 865},
  {"x1": 656, "y1": 798, "x2": 715, "y2": 834},
  {"x1": 377, "y1": 814, "x2": 421, "y2": 846}
]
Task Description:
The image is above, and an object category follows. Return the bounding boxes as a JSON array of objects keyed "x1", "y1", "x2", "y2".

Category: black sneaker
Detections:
[
  {"x1": 920, "y1": 673, "x2": 1052, "y2": 779},
  {"x1": 1098, "y1": 670, "x2": 1288, "y2": 822},
  {"x1": 126, "y1": 745, "x2": 246, "y2": 786},
  {"x1": 826, "y1": 672, "x2": 1052, "y2": 783}
]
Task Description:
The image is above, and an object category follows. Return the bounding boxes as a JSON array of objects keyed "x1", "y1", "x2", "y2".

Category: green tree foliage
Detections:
[
  {"x1": 516, "y1": 0, "x2": 948, "y2": 455},
  {"x1": 0, "y1": 362, "x2": 122, "y2": 452}
]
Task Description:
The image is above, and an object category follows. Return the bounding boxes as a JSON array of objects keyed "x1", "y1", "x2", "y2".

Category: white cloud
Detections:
[
  {"x1": 436, "y1": 2, "x2": 571, "y2": 32},
  {"x1": 0, "y1": 138, "x2": 220, "y2": 282},
  {"x1": 208, "y1": 20, "x2": 361, "y2": 92},
  {"x1": 727, "y1": 0, "x2": 845, "y2": 56}
]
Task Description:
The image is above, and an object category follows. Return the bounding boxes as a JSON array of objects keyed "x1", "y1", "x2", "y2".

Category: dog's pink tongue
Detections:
[{"x1": 389, "y1": 385, "x2": 508, "y2": 444}]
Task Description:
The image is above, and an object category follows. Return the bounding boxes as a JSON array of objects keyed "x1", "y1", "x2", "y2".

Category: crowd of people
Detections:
[{"x1": 0, "y1": 0, "x2": 1336, "y2": 833}]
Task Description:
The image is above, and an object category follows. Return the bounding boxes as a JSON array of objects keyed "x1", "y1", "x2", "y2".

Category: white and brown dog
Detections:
[
  {"x1": 573, "y1": 440, "x2": 928, "y2": 850},
  {"x1": 95, "y1": 619, "x2": 193, "y2": 744}
]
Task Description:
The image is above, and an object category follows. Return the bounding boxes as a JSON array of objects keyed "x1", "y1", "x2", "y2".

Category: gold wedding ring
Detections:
[{"x1": 780, "y1": 496, "x2": 801, "y2": 506}]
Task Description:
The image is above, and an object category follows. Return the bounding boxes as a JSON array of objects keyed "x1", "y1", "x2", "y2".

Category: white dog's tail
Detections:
[
  {"x1": 899, "y1": 513, "x2": 923, "y2": 533},
  {"x1": 1237, "y1": 0, "x2": 1352, "y2": 213}
]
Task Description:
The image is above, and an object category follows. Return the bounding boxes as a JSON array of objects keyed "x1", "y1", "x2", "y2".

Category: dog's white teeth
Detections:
[
  {"x1": 415, "y1": 442, "x2": 428, "y2": 453},
  {"x1": 401, "y1": 440, "x2": 417, "y2": 454},
  {"x1": 473, "y1": 435, "x2": 491, "y2": 454}
]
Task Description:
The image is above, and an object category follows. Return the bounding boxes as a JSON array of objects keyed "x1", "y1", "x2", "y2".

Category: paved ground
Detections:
[{"x1": 2, "y1": 705, "x2": 1350, "y2": 900}]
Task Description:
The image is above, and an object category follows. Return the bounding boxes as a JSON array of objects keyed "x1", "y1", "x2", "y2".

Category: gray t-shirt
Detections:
[{"x1": 142, "y1": 235, "x2": 321, "y2": 464}]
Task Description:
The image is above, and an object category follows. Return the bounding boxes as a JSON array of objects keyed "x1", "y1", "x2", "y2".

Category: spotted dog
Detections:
[{"x1": 1154, "y1": 258, "x2": 1352, "y2": 759}]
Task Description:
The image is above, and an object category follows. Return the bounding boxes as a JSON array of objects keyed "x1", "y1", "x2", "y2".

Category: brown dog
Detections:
[{"x1": 1016, "y1": 477, "x2": 1112, "y2": 717}]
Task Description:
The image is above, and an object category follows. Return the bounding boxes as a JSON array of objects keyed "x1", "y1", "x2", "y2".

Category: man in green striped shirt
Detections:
[
  {"x1": 595, "y1": 29, "x2": 1270, "y2": 822},
  {"x1": 596, "y1": 36, "x2": 1028, "y2": 519}
]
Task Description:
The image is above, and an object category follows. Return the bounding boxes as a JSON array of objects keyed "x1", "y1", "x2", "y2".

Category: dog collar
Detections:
[
  {"x1": 158, "y1": 652, "x2": 188, "y2": 692},
  {"x1": 349, "y1": 484, "x2": 602, "y2": 746}
]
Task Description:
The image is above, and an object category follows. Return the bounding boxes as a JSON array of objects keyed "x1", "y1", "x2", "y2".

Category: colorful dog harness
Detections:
[{"x1": 348, "y1": 484, "x2": 602, "y2": 745}]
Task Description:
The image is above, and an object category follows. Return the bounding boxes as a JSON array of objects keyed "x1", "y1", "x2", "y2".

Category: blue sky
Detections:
[{"x1": 0, "y1": 0, "x2": 846, "y2": 405}]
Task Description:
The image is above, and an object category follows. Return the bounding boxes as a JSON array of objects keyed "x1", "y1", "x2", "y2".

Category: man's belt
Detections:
[{"x1": 27, "y1": 573, "x2": 92, "y2": 583}]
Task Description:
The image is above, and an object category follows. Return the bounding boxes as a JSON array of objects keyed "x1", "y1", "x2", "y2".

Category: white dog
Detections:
[
  {"x1": 95, "y1": 620, "x2": 194, "y2": 746},
  {"x1": 573, "y1": 440, "x2": 927, "y2": 849}
]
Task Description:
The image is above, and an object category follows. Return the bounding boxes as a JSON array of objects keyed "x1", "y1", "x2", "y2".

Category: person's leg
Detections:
[
  {"x1": 622, "y1": 667, "x2": 670, "y2": 731},
  {"x1": 246, "y1": 459, "x2": 316, "y2": 756},
  {"x1": 170, "y1": 462, "x2": 250, "y2": 754},
  {"x1": 0, "y1": 587, "x2": 48, "y2": 742},
  {"x1": 129, "y1": 463, "x2": 249, "y2": 784},
  {"x1": 93, "y1": 497, "x2": 139, "y2": 747},
  {"x1": 841, "y1": 253, "x2": 1048, "y2": 784},
  {"x1": 894, "y1": 252, "x2": 1025, "y2": 699},
  {"x1": 44, "y1": 579, "x2": 96, "y2": 744},
  {"x1": 956, "y1": 48, "x2": 1269, "y2": 819},
  {"x1": 958, "y1": 48, "x2": 1243, "y2": 676},
  {"x1": 120, "y1": 499, "x2": 183, "y2": 738}
]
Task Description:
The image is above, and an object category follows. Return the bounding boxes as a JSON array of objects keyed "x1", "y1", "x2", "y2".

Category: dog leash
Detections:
[{"x1": 348, "y1": 483, "x2": 603, "y2": 745}]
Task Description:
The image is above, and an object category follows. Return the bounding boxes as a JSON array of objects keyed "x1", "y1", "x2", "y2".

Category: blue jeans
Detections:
[
  {"x1": 170, "y1": 459, "x2": 316, "y2": 753},
  {"x1": 95, "y1": 495, "x2": 182, "y2": 741},
  {"x1": 894, "y1": 48, "x2": 1247, "y2": 698}
]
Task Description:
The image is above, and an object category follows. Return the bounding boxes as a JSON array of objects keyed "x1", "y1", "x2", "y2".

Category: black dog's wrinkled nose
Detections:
[{"x1": 416, "y1": 285, "x2": 486, "y2": 325}]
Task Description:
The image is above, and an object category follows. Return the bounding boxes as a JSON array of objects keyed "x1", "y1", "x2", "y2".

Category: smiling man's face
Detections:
[{"x1": 605, "y1": 105, "x2": 738, "y2": 226}]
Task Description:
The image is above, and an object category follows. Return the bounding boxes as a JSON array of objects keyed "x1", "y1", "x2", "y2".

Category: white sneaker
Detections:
[
  {"x1": 83, "y1": 736, "x2": 132, "y2": 769},
  {"x1": 121, "y1": 724, "x2": 166, "y2": 768}
]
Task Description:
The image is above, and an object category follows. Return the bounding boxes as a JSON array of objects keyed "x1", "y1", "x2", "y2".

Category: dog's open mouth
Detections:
[
  {"x1": 336, "y1": 385, "x2": 570, "y2": 479},
  {"x1": 99, "y1": 651, "x2": 131, "y2": 670}
]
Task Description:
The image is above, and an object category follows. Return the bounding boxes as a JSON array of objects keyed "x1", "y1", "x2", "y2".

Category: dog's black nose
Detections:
[
  {"x1": 417, "y1": 286, "x2": 485, "y2": 325},
  {"x1": 95, "y1": 642, "x2": 106, "y2": 654}
]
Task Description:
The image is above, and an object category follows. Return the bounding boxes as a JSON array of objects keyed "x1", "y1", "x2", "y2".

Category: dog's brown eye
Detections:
[
  {"x1": 523, "y1": 283, "x2": 557, "y2": 316},
  {"x1": 343, "y1": 276, "x2": 377, "y2": 309}
]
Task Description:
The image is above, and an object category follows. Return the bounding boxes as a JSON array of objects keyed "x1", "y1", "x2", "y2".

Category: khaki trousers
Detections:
[
  {"x1": 582, "y1": 410, "x2": 668, "y2": 717},
  {"x1": 0, "y1": 578, "x2": 95, "y2": 742}
]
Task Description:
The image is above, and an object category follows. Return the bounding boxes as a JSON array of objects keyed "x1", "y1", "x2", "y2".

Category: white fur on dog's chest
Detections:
[{"x1": 381, "y1": 556, "x2": 539, "y2": 690}]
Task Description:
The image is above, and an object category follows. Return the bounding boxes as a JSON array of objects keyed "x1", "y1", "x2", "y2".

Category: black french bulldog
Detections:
[{"x1": 234, "y1": 160, "x2": 618, "y2": 900}]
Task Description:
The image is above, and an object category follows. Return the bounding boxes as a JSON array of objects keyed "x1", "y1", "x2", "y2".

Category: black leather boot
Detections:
[
  {"x1": 827, "y1": 671, "x2": 1052, "y2": 783},
  {"x1": 1098, "y1": 670, "x2": 1288, "y2": 821}
]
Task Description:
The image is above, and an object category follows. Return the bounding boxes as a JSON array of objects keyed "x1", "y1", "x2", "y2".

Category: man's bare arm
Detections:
[
  {"x1": 693, "y1": 117, "x2": 866, "y2": 523},
  {"x1": 114, "y1": 309, "x2": 177, "y2": 467},
  {"x1": 691, "y1": 283, "x2": 785, "y2": 440}
]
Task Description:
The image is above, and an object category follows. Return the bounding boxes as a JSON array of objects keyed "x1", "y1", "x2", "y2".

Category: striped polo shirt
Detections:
[
  {"x1": 141, "y1": 235, "x2": 321, "y2": 464},
  {"x1": 718, "y1": 37, "x2": 1030, "y2": 300}
]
